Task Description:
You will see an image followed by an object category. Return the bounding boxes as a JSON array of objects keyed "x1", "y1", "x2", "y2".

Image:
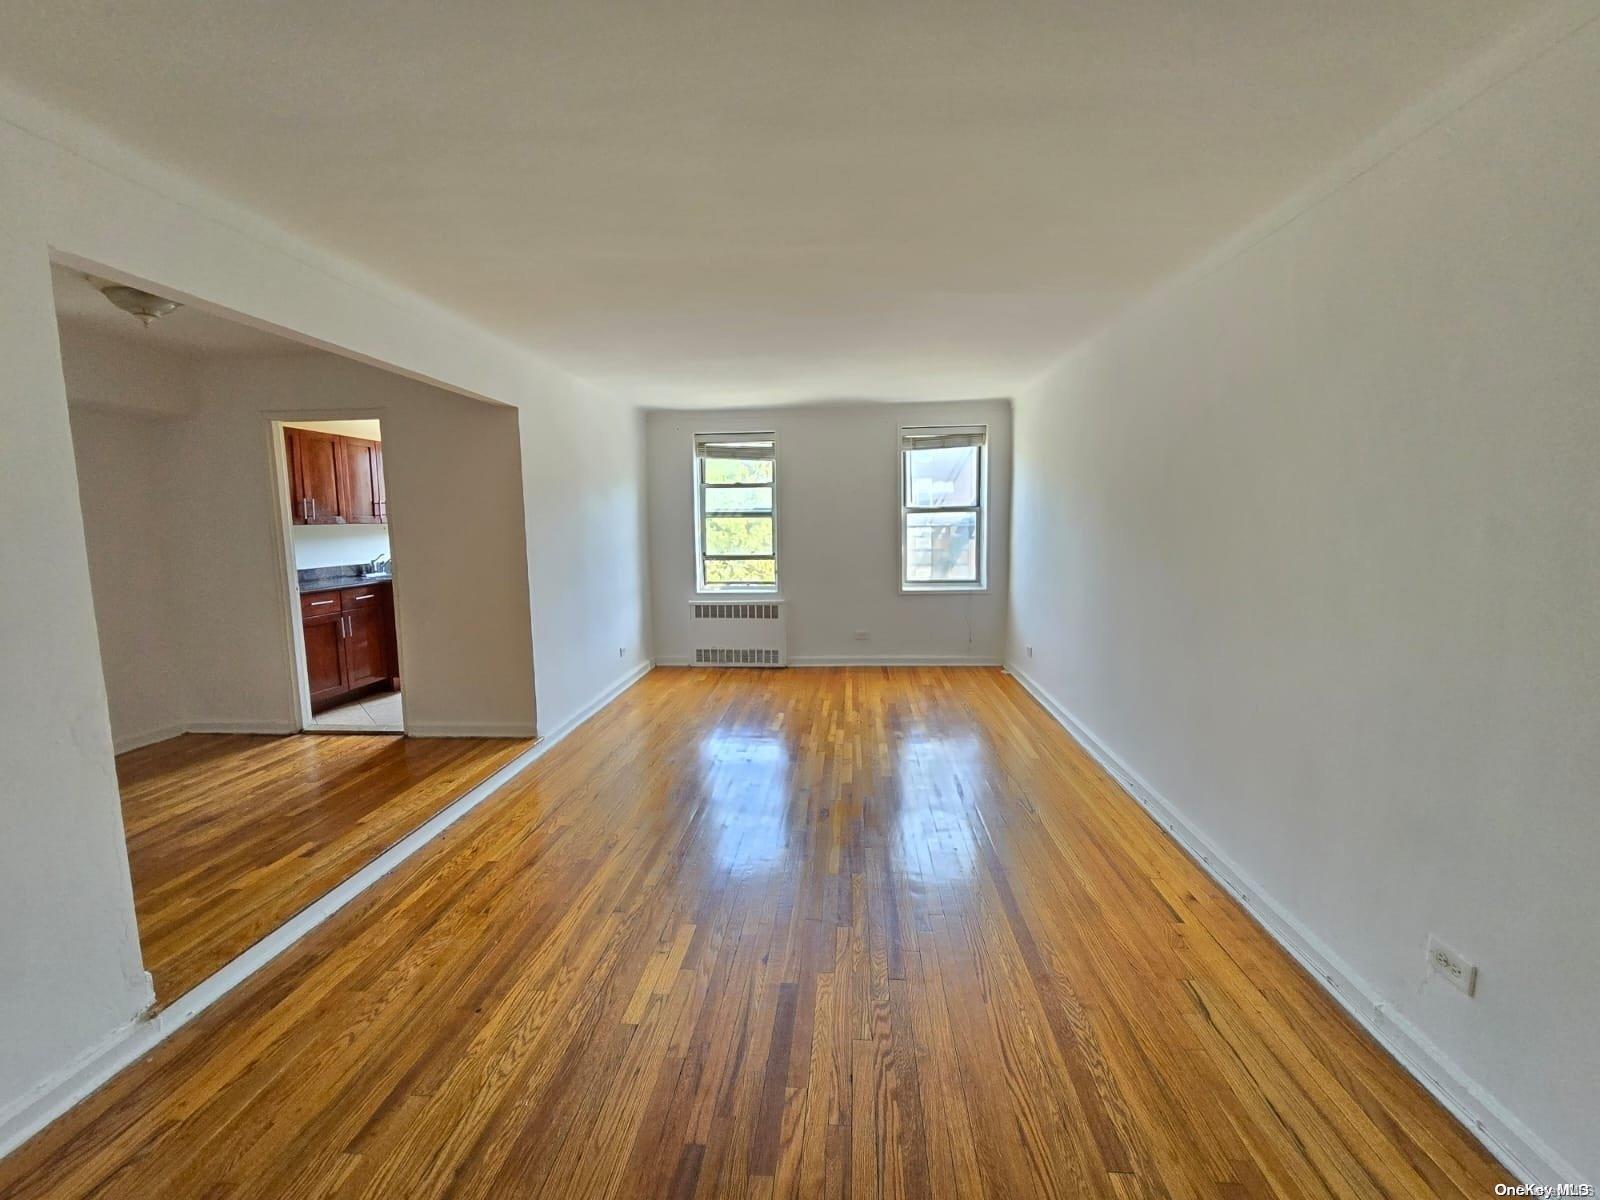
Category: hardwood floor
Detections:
[
  {"x1": 117, "y1": 732, "x2": 531, "y2": 1002},
  {"x1": 3, "y1": 669, "x2": 1507, "y2": 1197}
]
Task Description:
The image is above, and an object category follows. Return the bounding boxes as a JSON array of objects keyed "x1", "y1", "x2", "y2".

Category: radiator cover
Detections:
[{"x1": 689, "y1": 600, "x2": 787, "y2": 667}]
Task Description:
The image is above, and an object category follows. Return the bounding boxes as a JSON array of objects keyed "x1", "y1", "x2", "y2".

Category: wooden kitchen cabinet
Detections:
[
  {"x1": 341, "y1": 593, "x2": 390, "y2": 690},
  {"x1": 285, "y1": 427, "x2": 345, "y2": 525},
  {"x1": 299, "y1": 581, "x2": 399, "y2": 711},
  {"x1": 285, "y1": 427, "x2": 388, "y2": 526},
  {"x1": 340, "y1": 436, "x2": 385, "y2": 525},
  {"x1": 302, "y1": 612, "x2": 350, "y2": 708}
]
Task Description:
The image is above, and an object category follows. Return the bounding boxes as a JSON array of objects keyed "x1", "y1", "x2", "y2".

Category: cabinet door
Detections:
[
  {"x1": 374, "y1": 445, "x2": 388, "y2": 522},
  {"x1": 284, "y1": 429, "x2": 305, "y2": 524},
  {"x1": 343, "y1": 605, "x2": 389, "y2": 690},
  {"x1": 289, "y1": 428, "x2": 345, "y2": 524},
  {"x1": 340, "y1": 437, "x2": 385, "y2": 525},
  {"x1": 303, "y1": 613, "x2": 349, "y2": 709}
]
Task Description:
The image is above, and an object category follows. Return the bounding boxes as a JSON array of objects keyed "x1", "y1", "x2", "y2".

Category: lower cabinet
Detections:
[
  {"x1": 343, "y1": 604, "x2": 390, "y2": 691},
  {"x1": 303, "y1": 610, "x2": 350, "y2": 708},
  {"x1": 300, "y1": 582, "x2": 398, "y2": 712}
]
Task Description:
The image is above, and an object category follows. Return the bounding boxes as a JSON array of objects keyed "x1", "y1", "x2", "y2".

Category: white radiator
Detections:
[{"x1": 689, "y1": 600, "x2": 787, "y2": 667}]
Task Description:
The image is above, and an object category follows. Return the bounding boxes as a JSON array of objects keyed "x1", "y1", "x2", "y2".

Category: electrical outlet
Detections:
[
  {"x1": 618, "y1": 646, "x2": 625, "y2": 658},
  {"x1": 1426, "y1": 935, "x2": 1477, "y2": 996},
  {"x1": 1027, "y1": 645, "x2": 1034, "y2": 658},
  {"x1": 853, "y1": 630, "x2": 869, "y2": 641}
]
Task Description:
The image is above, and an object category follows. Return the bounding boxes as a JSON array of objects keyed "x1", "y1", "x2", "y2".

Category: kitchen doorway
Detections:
[{"x1": 275, "y1": 418, "x2": 404, "y2": 732}]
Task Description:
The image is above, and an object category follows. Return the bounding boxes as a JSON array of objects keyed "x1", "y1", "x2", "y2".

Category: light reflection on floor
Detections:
[
  {"x1": 698, "y1": 726, "x2": 793, "y2": 870},
  {"x1": 691, "y1": 710, "x2": 982, "y2": 887}
]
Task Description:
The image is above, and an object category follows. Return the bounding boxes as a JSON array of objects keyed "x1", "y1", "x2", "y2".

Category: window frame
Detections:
[
  {"x1": 899, "y1": 424, "x2": 988, "y2": 594},
  {"x1": 693, "y1": 431, "x2": 779, "y2": 595}
]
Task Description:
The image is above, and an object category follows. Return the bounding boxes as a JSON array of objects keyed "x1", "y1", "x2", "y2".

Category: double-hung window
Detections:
[
  {"x1": 900, "y1": 425, "x2": 987, "y2": 590},
  {"x1": 695, "y1": 434, "x2": 778, "y2": 592}
]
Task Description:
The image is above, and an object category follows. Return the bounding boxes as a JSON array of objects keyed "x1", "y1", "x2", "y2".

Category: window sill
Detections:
[{"x1": 900, "y1": 583, "x2": 988, "y2": 595}]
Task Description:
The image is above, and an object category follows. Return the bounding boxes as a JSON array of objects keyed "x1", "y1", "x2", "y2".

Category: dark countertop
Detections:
[{"x1": 298, "y1": 573, "x2": 393, "y2": 595}]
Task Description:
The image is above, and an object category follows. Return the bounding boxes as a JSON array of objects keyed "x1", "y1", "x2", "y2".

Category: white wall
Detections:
[
  {"x1": 290, "y1": 524, "x2": 391, "y2": 571},
  {"x1": 0, "y1": 232, "x2": 152, "y2": 1130},
  {"x1": 0, "y1": 75, "x2": 651, "y2": 1131},
  {"x1": 521, "y1": 391, "x2": 652, "y2": 737},
  {"x1": 56, "y1": 321, "x2": 197, "y2": 417},
  {"x1": 1007, "y1": 16, "x2": 1600, "y2": 1185},
  {"x1": 67, "y1": 405, "x2": 187, "y2": 751},
  {"x1": 648, "y1": 401, "x2": 1010, "y2": 664}
]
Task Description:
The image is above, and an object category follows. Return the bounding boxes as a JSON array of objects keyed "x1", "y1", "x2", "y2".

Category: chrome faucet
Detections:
[{"x1": 364, "y1": 552, "x2": 391, "y2": 576}]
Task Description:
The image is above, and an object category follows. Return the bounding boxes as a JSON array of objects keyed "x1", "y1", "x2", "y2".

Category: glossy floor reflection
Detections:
[
  {"x1": 3, "y1": 668, "x2": 1509, "y2": 1197},
  {"x1": 114, "y1": 731, "x2": 530, "y2": 1002}
]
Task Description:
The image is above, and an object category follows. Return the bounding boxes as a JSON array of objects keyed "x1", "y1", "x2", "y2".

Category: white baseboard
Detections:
[
  {"x1": 113, "y1": 720, "x2": 295, "y2": 755},
  {"x1": 112, "y1": 724, "x2": 186, "y2": 755},
  {"x1": 185, "y1": 719, "x2": 298, "y2": 737},
  {"x1": 657, "y1": 654, "x2": 1001, "y2": 668},
  {"x1": 536, "y1": 660, "x2": 653, "y2": 745},
  {"x1": 0, "y1": 668, "x2": 654, "y2": 1164},
  {"x1": 789, "y1": 654, "x2": 1001, "y2": 667},
  {"x1": 1003, "y1": 664, "x2": 1583, "y2": 1191},
  {"x1": 404, "y1": 721, "x2": 538, "y2": 738}
]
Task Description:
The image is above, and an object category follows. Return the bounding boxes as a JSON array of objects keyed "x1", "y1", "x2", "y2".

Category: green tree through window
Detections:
[{"x1": 696, "y1": 436, "x2": 777, "y2": 590}]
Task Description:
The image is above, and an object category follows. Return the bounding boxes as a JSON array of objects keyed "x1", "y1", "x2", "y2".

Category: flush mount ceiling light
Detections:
[{"x1": 98, "y1": 282, "x2": 181, "y2": 326}]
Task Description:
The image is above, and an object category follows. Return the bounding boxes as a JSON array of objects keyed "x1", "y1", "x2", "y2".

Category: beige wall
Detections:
[
  {"x1": 1007, "y1": 17, "x2": 1600, "y2": 1184},
  {"x1": 63, "y1": 333, "x2": 540, "y2": 741}
]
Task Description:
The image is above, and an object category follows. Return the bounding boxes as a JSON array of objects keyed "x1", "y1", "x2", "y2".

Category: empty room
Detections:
[{"x1": 0, "y1": 2, "x2": 1594, "y2": 1197}]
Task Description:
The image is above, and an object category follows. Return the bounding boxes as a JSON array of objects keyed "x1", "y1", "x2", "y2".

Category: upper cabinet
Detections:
[
  {"x1": 286, "y1": 427, "x2": 344, "y2": 524},
  {"x1": 340, "y1": 436, "x2": 386, "y2": 525},
  {"x1": 285, "y1": 427, "x2": 388, "y2": 525}
]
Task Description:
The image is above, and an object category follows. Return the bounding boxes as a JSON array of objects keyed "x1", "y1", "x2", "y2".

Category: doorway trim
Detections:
[{"x1": 267, "y1": 412, "x2": 407, "y2": 735}]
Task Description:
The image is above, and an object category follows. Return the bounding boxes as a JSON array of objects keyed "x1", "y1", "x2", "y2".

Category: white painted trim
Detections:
[
  {"x1": 184, "y1": 719, "x2": 298, "y2": 736},
  {"x1": 111, "y1": 725, "x2": 186, "y2": 755},
  {"x1": 0, "y1": 663, "x2": 655, "y2": 1164},
  {"x1": 654, "y1": 654, "x2": 1000, "y2": 668},
  {"x1": 1003, "y1": 663, "x2": 1586, "y2": 1191},
  {"x1": 536, "y1": 660, "x2": 654, "y2": 744},
  {"x1": 403, "y1": 721, "x2": 538, "y2": 739},
  {"x1": 305, "y1": 723, "x2": 405, "y2": 735},
  {"x1": 788, "y1": 654, "x2": 1001, "y2": 667}
]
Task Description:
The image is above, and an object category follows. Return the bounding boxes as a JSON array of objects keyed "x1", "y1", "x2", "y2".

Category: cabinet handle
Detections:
[
  {"x1": 310, "y1": 598, "x2": 335, "y2": 606},
  {"x1": 354, "y1": 593, "x2": 375, "y2": 600},
  {"x1": 309, "y1": 497, "x2": 317, "y2": 519}
]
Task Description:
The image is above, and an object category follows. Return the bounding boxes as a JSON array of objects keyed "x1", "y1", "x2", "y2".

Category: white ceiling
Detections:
[
  {"x1": 5, "y1": 2, "x2": 1550, "y2": 407},
  {"x1": 51, "y1": 264, "x2": 308, "y2": 357}
]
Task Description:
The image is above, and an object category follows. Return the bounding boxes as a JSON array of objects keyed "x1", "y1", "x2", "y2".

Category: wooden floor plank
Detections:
[
  {"x1": 1, "y1": 668, "x2": 1510, "y2": 1198},
  {"x1": 116, "y1": 731, "x2": 532, "y2": 1002}
]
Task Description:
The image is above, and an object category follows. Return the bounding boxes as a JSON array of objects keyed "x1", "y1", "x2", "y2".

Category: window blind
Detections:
[
  {"x1": 900, "y1": 427, "x2": 986, "y2": 451},
  {"x1": 695, "y1": 437, "x2": 775, "y2": 460}
]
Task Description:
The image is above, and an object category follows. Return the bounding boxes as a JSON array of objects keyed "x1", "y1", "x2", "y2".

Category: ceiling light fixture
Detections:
[{"x1": 98, "y1": 282, "x2": 181, "y2": 327}]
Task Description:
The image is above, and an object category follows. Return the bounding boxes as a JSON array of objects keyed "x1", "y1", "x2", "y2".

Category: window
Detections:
[
  {"x1": 900, "y1": 425, "x2": 986, "y2": 590},
  {"x1": 695, "y1": 434, "x2": 777, "y2": 592}
]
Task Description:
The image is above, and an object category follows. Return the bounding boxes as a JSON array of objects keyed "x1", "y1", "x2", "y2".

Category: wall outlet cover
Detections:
[{"x1": 1426, "y1": 934, "x2": 1477, "y2": 996}]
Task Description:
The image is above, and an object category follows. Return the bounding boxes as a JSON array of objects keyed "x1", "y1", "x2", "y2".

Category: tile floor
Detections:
[{"x1": 310, "y1": 689, "x2": 403, "y2": 731}]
